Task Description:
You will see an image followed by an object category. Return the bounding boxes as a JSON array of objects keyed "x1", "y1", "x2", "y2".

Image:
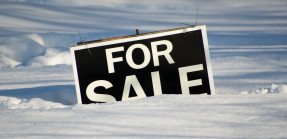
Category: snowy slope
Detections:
[
  {"x1": 1, "y1": 0, "x2": 287, "y2": 138},
  {"x1": 1, "y1": 94, "x2": 287, "y2": 138}
]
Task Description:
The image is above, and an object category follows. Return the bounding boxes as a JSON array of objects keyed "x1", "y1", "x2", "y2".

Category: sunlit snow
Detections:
[{"x1": 1, "y1": 0, "x2": 287, "y2": 138}]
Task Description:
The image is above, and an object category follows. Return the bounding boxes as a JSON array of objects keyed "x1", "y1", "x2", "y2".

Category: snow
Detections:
[
  {"x1": 1, "y1": 0, "x2": 287, "y2": 138},
  {"x1": 1, "y1": 95, "x2": 287, "y2": 138},
  {"x1": 241, "y1": 84, "x2": 287, "y2": 94}
]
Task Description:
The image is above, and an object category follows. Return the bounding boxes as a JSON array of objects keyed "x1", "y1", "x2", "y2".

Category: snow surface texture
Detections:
[
  {"x1": 1, "y1": 95, "x2": 287, "y2": 139},
  {"x1": 1, "y1": 0, "x2": 287, "y2": 138}
]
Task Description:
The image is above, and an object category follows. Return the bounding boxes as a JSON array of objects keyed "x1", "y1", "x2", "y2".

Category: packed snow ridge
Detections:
[
  {"x1": 0, "y1": 33, "x2": 73, "y2": 69},
  {"x1": 241, "y1": 84, "x2": 287, "y2": 94}
]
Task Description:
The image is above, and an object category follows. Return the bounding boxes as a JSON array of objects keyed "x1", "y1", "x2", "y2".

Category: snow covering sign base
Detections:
[{"x1": 70, "y1": 25, "x2": 215, "y2": 104}]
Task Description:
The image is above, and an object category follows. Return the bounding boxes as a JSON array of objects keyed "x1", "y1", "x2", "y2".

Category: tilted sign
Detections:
[{"x1": 70, "y1": 25, "x2": 215, "y2": 104}]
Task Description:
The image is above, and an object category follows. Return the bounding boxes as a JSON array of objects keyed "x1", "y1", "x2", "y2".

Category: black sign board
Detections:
[{"x1": 70, "y1": 25, "x2": 215, "y2": 104}]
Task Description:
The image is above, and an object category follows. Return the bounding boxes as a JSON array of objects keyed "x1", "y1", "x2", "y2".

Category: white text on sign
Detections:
[
  {"x1": 86, "y1": 40, "x2": 204, "y2": 103},
  {"x1": 106, "y1": 40, "x2": 175, "y2": 73}
]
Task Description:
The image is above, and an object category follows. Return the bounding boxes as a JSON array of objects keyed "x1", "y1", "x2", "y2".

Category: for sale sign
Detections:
[{"x1": 70, "y1": 25, "x2": 215, "y2": 104}]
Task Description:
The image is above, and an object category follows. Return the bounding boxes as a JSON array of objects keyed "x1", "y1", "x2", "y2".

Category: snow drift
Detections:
[{"x1": 1, "y1": 0, "x2": 287, "y2": 138}]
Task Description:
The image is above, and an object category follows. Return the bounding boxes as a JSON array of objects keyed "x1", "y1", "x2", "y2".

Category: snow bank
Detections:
[
  {"x1": 241, "y1": 84, "x2": 287, "y2": 94},
  {"x1": 0, "y1": 34, "x2": 45, "y2": 68},
  {"x1": 0, "y1": 55, "x2": 21, "y2": 68},
  {"x1": 27, "y1": 47, "x2": 72, "y2": 67},
  {"x1": 0, "y1": 33, "x2": 75, "y2": 68},
  {"x1": 0, "y1": 96, "x2": 67, "y2": 109},
  {"x1": 0, "y1": 1, "x2": 287, "y2": 138},
  {"x1": 0, "y1": 85, "x2": 77, "y2": 106},
  {"x1": 1, "y1": 94, "x2": 287, "y2": 138},
  {"x1": 1, "y1": 0, "x2": 287, "y2": 70}
]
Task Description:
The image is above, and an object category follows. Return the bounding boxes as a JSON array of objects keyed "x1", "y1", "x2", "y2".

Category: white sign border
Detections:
[{"x1": 70, "y1": 25, "x2": 215, "y2": 104}]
